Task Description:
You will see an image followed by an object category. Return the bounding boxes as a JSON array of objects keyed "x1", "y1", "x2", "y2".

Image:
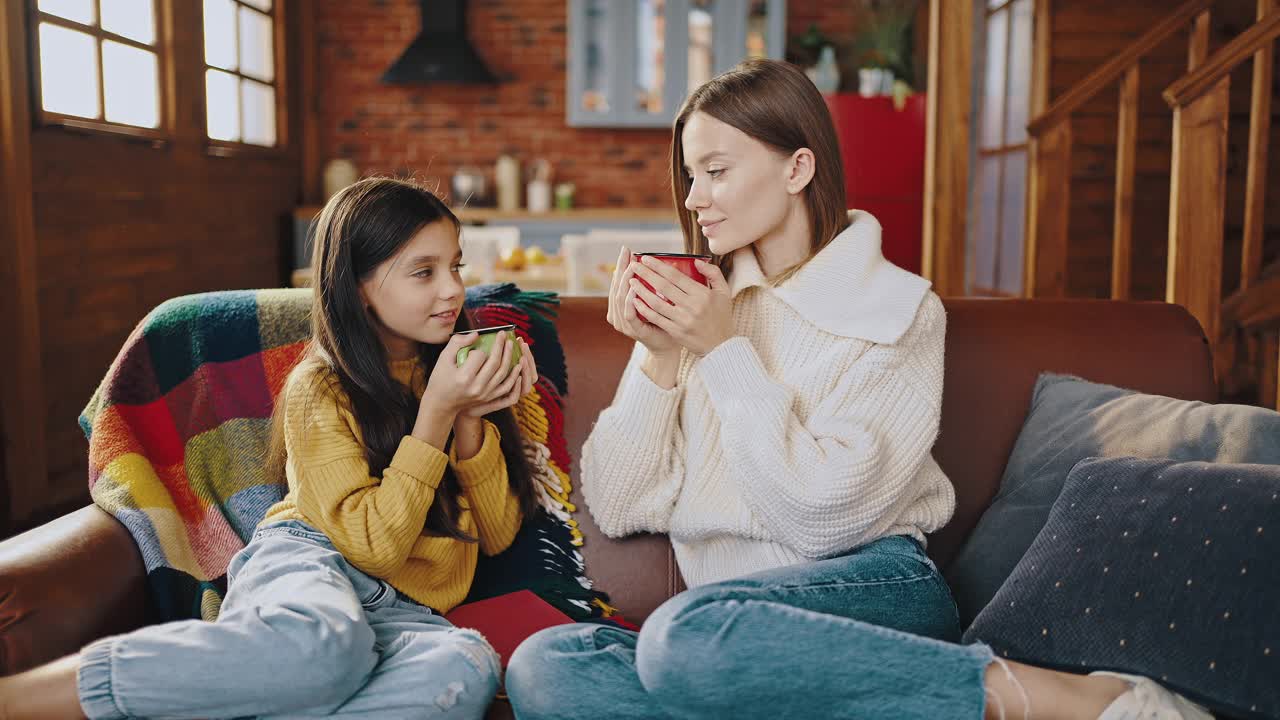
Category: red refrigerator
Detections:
[{"x1": 824, "y1": 93, "x2": 927, "y2": 274}]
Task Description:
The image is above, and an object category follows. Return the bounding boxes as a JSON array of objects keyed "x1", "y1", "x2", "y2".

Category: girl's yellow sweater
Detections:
[{"x1": 261, "y1": 358, "x2": 522, "y2": 612}]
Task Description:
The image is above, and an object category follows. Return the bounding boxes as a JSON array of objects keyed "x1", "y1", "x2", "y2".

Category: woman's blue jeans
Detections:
[{"x1": 505, "y1": 535, "x2": 994, "y2": 720}]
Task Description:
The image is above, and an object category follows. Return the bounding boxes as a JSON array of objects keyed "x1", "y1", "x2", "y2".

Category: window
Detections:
[
  {"x1": 202, "y1": 0, "x2": 280, "y2": 147},
  {"x1": 31, "y1": 0, "x2": 164, "y2": 136},
  {"x1": 568, "y1": 0, "x2": 786, "y2": 128},
  {"x1": 967, "y1": 0, "x2": 1035, "y2": 297}
]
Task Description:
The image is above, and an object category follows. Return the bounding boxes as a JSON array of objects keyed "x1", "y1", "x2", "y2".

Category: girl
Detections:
[
  {"x1": 504, "y1": 60, "x2": 1211, "y2": 720},
  {"x1": 0, "y1": 177, "x2": 541, "y2": 720}
]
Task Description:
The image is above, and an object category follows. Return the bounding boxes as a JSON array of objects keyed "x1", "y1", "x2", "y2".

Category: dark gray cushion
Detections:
[
  {"x1": 948, "y1": 373, "x2": 1280, "y2": 626},
  {"x1": 964, "y1": 456, "x2": 1280, "y2": 719}
]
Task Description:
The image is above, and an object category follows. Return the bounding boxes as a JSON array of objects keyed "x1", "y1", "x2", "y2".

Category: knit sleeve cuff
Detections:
[
  {"x1": 696, "y1": 336, "x2": 776, "y2": 417},
  {"x1": 449, "y1": 420, "x2": 505, "y2": 488},
  {"x1": 389, "y1": 436, "x2": 449, "y2": 489},
  {"x1": 611, "y1": 358, "x2": 683, "y2": 436}
]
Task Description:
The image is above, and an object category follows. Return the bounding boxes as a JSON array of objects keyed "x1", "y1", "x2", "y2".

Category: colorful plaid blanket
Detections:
[{"x1": 80, "y1": 285, "x2": 616, "y2": 623}]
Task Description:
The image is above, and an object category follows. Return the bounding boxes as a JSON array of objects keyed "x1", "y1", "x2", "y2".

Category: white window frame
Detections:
[
  {"x1": 203, "y1": 0, "x2": 288, "y2": 154},
  {"x1": 28, "y1": 0, "x2": 171, "y2": 142}
]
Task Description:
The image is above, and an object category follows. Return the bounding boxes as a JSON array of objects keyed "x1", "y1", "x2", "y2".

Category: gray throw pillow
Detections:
[
  {"x1": 963, "y1": 456, "x2": 1280, "y2": 719},
  {"x1": 948, "y1": 373, "x2": 1280, "y2": 626}
]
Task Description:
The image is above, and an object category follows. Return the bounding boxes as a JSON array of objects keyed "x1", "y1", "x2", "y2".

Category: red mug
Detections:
[
  {"x1": 631, "y1": 252, "x2": 712, "y2": 322},
  {"x1": 632, "y1": 252, "x2": 713, "y2": 298}
]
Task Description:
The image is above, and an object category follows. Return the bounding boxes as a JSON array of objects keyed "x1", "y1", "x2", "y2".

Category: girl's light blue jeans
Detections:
[
  {"x1": 76, "y1": 520, "x2": 501, "y2": 720},
  {"x1": 506, "y1": 534, "x2": 994, "y2": 720}
]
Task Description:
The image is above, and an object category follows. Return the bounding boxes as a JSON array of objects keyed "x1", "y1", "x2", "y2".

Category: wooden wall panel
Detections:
[
  {"x1": 9, "y1": 1, "x2": 304, "y2": 531},
  {"x1": 0, "y1": 0, "x2": 49, "y2": 529}
]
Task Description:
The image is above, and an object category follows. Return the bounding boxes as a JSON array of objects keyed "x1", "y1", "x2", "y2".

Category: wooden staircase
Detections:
[{"x1": 1025, "y1": 0, "x2": 1280, "y2": 409}]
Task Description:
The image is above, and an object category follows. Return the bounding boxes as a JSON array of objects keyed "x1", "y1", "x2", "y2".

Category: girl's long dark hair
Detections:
[{"x1": 269, "y1": 177, "x2": 539, "y2": 541}]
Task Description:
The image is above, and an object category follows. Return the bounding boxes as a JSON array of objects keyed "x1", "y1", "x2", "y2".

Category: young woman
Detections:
[
  {"x1": 0, "y1": 178, "x2": 541, "y2": 720},
  {"x1": 504, "y1": 60, "x2": 1211, "y2": 720}
]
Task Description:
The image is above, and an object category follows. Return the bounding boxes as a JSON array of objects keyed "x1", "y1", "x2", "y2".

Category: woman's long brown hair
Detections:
[
  {"x1": 268, "y1": 177, "x2": 539, "y2": 541},
  {"x1": 671, "y1": 58, "x2": 849, "y2": 282}
]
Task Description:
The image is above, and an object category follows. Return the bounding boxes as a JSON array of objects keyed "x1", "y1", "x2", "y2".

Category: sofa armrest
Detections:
[{"x1": 0, "y1": 505, "x2": 148, "y2": 675}]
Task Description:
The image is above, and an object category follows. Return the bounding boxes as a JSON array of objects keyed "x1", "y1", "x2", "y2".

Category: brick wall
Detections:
[{"x1": 315, "y1": 0, "x2": 908, "y2": 209}]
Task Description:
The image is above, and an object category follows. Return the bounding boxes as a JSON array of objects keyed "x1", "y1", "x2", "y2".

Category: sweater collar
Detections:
[{"x1": 726, "y1": 210, "x2": 932, "y2": 345}]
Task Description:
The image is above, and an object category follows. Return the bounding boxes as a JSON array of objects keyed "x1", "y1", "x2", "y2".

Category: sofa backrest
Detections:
[{"x1": 554, "y1": 297, "x2": 1216, "y2": 621}]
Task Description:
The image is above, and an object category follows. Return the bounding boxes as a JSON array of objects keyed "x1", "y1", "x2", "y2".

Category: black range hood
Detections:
[{"x1": 382, "y1": 0, "x2": 499, "y2": 85}]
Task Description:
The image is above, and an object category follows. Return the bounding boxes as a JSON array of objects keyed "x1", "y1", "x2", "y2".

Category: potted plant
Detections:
[{"x1": 851, "y1": 0, "x2": 920, "y2": 96}]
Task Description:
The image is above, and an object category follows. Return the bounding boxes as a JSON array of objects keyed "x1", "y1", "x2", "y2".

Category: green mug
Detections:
[{"x1": 454, "y1": 325, "x2": 523, "y2": 369}]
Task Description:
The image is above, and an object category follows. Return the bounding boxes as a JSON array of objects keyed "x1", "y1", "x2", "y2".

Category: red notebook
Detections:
[{"x1": 443, "y1": 590, "x2": 575, "y2": 668}]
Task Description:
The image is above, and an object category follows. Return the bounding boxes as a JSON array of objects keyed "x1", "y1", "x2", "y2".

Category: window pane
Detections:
[
  {"x1": 204, "y1": 0, "x2": 237, "y2": 71},
  {"x1": 100, "y1": 0, "x2": 154, "y2": 44},
  {"x1": 969, "y1": 154, "x2": 1001, "y2": 292},
  {"x1": 39, "y1": 23, "x2": 100, "y2": 119},
  {"x1": 238, "y1": 6, "x2": 274, "y2": 82},
  {"x1": 581, "y1": 0, "x2": 609, "y2": 112},
  {"x1": 1005, "y1": 0, "x2": 1033, "y2": 144},
  {"x1": 103, "y1": 41, "x2": 158, "y2": 127},
  {"x1": 688, "y1": 0, "x2": 713, "y2": 93},
  {"x1": 980, "y1": 9, "x2": 1007, "y2": 148},
  {"x1": 746, "y1": 0, "x2": 769, "y2": 58},
  {"x1": 635, "y1": 0, "x2": 664, "y2": 114},
  {"x1": 206, "y1": 68, "x2": 239, "y2": 140},
  {"x1": 241, "y1": 0, "x2": 272, "y2": 10},
  {"x1": 241, "y1": 78, "x2": 276, "y2": 146},
  {"x1": 38, "y1": 0, "x2": 95, "y2": 25},
  {"x1": 998, "y1": 149, "x2": 1027, "y2": 295}
]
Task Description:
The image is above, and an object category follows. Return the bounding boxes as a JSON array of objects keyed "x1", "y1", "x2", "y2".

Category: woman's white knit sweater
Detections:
[{"x1": 581, "y1": 211, "x2": 957, "y2": 587}]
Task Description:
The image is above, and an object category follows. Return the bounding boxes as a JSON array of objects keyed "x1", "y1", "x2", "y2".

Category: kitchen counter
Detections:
[
  {"x1": 291, "y1": 262, "x2": 590, "y2": 295},
  {"x1": 290, "y1": 205, "x2": 679, "y2": 270}
]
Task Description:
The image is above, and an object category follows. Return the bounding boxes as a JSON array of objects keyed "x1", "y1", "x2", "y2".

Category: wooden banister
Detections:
[
  {"x1": 1189, "y1": 10, "x2": 1212, "y2": 69},
  {"x1": 1021, "y1": 0, "x2": 1278, "y2": 406},
  {"x1": 1027, "y1": 0, "x2": 1214, "y2": 137},
  {"x1": 1166, "y1": 73, "x2": 1229, "y2": 346},
  {"x1": 1027, "y1": 0, "x2": 1214, "y2": 300},
  {"x1": 1164, "y1": 8, "x2": 1231, "y2": 346},
  {"x1": 1164, "y1": 8, "x2": 1280, "y2": 107},
  {"x1": 1111, "y1": 65, "x2": 1139, "y2": 300},
  {"x1": 1241, "y1": 0, "x2": 1274, "y2": 293},
  {"x1": 1027, "y1": 122, "x2": 1072, "y2": 297},
  {"x1": 1160, "y1": 0, "x2": 1280, "y2": 403}
]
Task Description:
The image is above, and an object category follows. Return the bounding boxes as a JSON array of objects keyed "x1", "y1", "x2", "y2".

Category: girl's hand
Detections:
[
  {"x1": 606, "y1": 245, "x2": 681, "y2": 357},
  {"x1": 421, "y1": 331, "x2": 524, "y2": 419},
  {"x1": 459, "y1": 336, "x2": 538, "y2": 417},
  {"x1": 628, "y1": 256, "x2": 734, "y2": 356}
]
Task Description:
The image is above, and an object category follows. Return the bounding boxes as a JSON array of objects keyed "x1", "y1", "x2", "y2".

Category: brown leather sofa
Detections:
[{"x1": 0, "y1": 296, "x2": 1215, "y2": 717}]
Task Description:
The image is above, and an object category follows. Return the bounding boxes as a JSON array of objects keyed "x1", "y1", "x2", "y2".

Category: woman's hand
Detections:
[
  {"x1": 606, "y1": 246, "x2": 681, "y2": 358},
  {"x1": 422, "y1": 332, "x2": 533, "y2": 420},
  {"x1": 628, "y1": 256, "x2": 734, "y2": 356}
]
